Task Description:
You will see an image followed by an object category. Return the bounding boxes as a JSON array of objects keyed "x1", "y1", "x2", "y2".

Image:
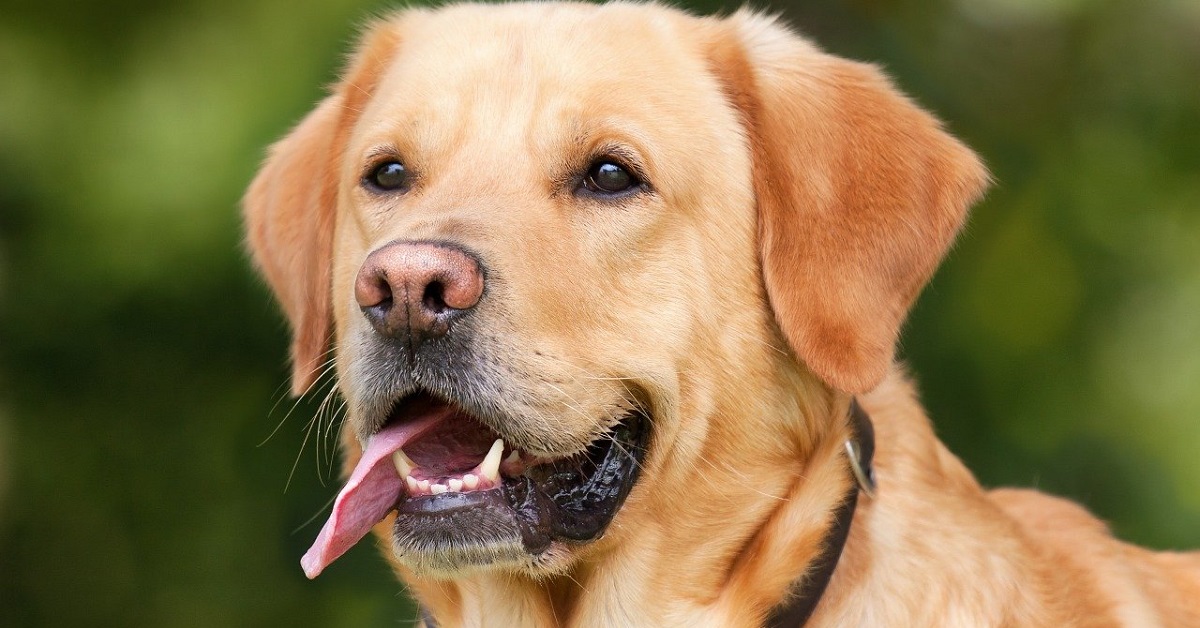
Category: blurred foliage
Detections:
[{"x1": 1, "y1": 0, "x2": 1197, "y2": 625}]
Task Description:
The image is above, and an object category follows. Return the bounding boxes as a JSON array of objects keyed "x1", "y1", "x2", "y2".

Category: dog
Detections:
[{"x1": 244, "y1": 2, "x2": 1200, "y2": 625}]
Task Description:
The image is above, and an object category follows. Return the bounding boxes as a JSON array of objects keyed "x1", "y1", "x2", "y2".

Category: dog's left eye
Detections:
[
  {"x1": 582, "y1": 161, "x2": 640, "y2": 195},
  {"x1": 365, "y1": 160, "x2": 410, "y2": 192}
]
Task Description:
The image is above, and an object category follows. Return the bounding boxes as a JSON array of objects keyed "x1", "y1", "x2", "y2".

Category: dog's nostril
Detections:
[
  {"x1": 423, "y1": 281, "x2": 448, "y2": 313},
  {"x1": 373, "y1": 277, "x2": 394, "y2": 309},
  {"x1": 361, "y1": 297, "x2": 393, "y2": 329},
  {"x1": 355, "y1": 268, "x2": 396, "y2": 310}
]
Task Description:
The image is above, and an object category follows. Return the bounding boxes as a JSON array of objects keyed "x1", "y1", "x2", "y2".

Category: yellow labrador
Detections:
[{"x1": 244, "y1": 3, "x2": 1200, "y2": 625}]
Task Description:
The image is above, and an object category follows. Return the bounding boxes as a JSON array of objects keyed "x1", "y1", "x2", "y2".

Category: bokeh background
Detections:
[{"x1": 2, "y1": 0, "x2": 1198, "y2": 625}]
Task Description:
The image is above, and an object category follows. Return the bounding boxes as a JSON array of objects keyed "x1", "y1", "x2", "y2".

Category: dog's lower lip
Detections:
[{"x1": 398, "y1": 488, "x2": 503, "y2": 515}]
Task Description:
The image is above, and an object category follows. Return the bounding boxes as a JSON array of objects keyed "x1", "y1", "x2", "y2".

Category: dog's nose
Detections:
[{"x1": 354, "y1": 241, "x2": 484, "y2": 343}]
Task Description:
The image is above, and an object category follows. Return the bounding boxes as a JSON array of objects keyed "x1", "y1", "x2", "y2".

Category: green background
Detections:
[{"x1": 2, "y1": 0, "x2": 1198, "y2": 625}]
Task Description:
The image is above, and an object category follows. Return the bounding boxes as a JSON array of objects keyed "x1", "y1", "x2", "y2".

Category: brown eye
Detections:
[
  {"x1": 366, "y1": 161, "x2": 409, "y2": 191},
  {"x1": 583, "y1": 161, "x2": 639, "y2": 195}
]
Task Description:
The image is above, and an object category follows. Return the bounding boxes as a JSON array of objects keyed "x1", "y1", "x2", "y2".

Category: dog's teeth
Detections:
[
  {"x1": 479, "y1": 439, "x2": 504, "y2": 483},
  {"x1": 463, "y1": 474, "x2": 480, "y2": 490},
  {"x1": 418, "y1": 479, "x2": 430, "y2": 492},
  {"x1": 405, "y1": 475, "x2": 419, "y2": 493},
  {"x1": 448, "y1": 478, "x2": 463, "y2": 492},
  {"x1": 392, "y1": 449, "x2": 416, "y2": 478},
  {"x1": 504, "y1": 450, "x2": 520, "y2": 465},
  {"x1": 430, "y1": 483, "x2": 448, "y2": 495}
]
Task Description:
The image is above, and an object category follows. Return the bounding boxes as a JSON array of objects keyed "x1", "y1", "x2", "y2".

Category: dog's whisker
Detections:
[
  {"x1": 285, "y1": 409, "x2": 322, "y2": 494},
  {"x1": 265, "y1": 377, "x2": 295, "y2": 416},
  {"x1": 293, "y1": 346, "x2": 340, "y2": 398},
  {"x1": 311, "y1": 384, "x2": 343, "y2": 484},
  {"x1": 287, "y1": 373, "x2": 342, "y2": 489},
  {"x1": 259, "y1": 354, "x2": 337, "y2": 446},
  {"x1": 264, "y1": 344, "x2": 336, "y2": 415},
  {"x1": 559, "y1": 569, "x2": 594, "y2": 598},
  {"x1": 290, "y1": 492, "x2": 338, "y2": 535},
  {"x1": 543, "y1": 382, "x2": 600, "y2": 425},
  {"x1": 321, "y1": 397, "x2": 349, "y2": 479},
  {"x1": 256, "y1": 362, "x2": 337, "y2": 448}
]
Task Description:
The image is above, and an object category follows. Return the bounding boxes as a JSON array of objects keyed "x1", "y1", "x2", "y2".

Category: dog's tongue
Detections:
[{"x1": 300, "y1": 410, "x2": 447, "y2": 578}]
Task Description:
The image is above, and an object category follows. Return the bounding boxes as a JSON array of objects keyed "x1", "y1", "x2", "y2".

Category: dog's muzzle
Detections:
[{"x1": 300, "y1": 241, "x2": 650, "y2": 578}]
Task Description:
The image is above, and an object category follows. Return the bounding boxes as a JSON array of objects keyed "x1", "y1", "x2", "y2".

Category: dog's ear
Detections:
[
  {"x1": 244, "y1": 25, "x2": 400, "y2": 395},
  {"x1": 244, "y1": 95, "x2": 342, "y2": 396},
  {"x1": 708, "y1": 13, "x2": 989, "y2": 393}
]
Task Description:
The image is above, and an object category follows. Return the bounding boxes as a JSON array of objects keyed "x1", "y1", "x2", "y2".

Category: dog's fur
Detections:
[{"x1": 245, "y1": 3, "x2": 1200, "y2": 626}]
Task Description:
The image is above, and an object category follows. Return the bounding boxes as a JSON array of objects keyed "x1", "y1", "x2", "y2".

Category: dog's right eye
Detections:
[
  {"x1": 580, "y1": 160, "x2": 642, "y2": 197},
  {"x1": 365, "y1": 161, "x2": 409, "y2": 192}
]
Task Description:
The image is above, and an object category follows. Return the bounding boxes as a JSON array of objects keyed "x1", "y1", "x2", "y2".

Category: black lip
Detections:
[{"x1": 391, "y1": 410, "x2": 649, "y2": 563}]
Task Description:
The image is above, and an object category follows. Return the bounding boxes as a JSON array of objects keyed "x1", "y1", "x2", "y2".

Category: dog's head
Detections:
[{"x1": 245, "y1": 3, "x2": 986, "y2": 579}]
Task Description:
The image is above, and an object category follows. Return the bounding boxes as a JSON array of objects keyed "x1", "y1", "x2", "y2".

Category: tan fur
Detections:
[{"x1": 244, "y1": 3, "x2": 1200, "y2": 626}]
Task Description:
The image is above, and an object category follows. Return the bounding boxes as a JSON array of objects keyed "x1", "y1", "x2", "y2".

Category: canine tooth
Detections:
[
  {"x1": 392, "y1": 449, "x2": 416, "y2": 478},
  {"x1": 504, "y1": 450, "x2": 520, "y2": 465},
  {"x1": 418, "y1": 479, "x2": 430, "y2": 492},
  {"x1": 430, "y1": 483, "x2": 448, "y2": 495},
  {"x1": 448, "y1": 478, "x2": 463, "y2": 492},
  {"x1": 463, "y1": 474, "x2": 480, "y2": 490},
  {"x1": 405, "y1": 476, "x2": 419, "y2": 493},
  {"x1": 479, "y1": 439, "x2": 504, "y2": 483}
]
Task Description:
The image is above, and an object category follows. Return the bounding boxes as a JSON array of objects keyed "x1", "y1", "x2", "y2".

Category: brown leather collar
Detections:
[{"x1": 418, "y1": 400, "x2": 876, "y2": 628}]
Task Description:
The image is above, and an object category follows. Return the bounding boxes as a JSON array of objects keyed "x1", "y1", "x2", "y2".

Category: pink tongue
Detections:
[{"x1": 300, "y1": 409, "x2": 448, "y2": 578}]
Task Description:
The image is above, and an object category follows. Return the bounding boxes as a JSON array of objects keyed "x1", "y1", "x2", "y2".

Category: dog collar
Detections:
[
  {"x1": 766, "y1": 398, "x2": 876, "y2": 627},
  {"x1": 417, "y1": 400, "x2": 876, "y2": 628}
]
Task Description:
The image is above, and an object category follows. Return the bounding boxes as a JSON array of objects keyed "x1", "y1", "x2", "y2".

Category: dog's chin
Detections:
[
  {"x1": 384, "y1": 398, "x2": 650, "y2": 576},
  {"x1": 387, "y1": 490, "x2": 559, "y2": 576}
]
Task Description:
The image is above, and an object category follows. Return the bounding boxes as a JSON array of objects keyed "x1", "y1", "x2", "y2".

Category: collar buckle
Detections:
[{"x1": 844, "y1": 439, "x2": 877, "y2": 499}]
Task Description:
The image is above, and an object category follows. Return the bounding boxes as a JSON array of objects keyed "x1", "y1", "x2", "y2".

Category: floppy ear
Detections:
[
  {"x1": 244, "y1": 25, "x2": 400, "y2": 395},
  {"x1": 710, "y1": 13, "x2": 989, "y2": 393},
  {"x1": 244, "y1": 96, "x2": 342, "y2": 396}
]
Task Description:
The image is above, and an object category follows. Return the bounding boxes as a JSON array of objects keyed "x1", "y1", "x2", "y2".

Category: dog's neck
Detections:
[
  {"x1": 401, "y1": 373, "x2": 867, "y2": 627},
  {"x1": 764, "y1": 399, "x2": 874, "y2": 627}
]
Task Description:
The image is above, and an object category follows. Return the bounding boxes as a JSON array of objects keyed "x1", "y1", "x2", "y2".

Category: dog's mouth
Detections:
[{"x1": 301, "y1": 391, "x2": 648, "y2": 578}]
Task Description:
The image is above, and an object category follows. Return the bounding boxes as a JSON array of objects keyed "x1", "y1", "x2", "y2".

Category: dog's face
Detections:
[
  {"x1": 245, "y1": 3, "x2": 986, "y2": 579},
  {"x1": 326, "y1": 5, "x2": 764, "y2": 574}
]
